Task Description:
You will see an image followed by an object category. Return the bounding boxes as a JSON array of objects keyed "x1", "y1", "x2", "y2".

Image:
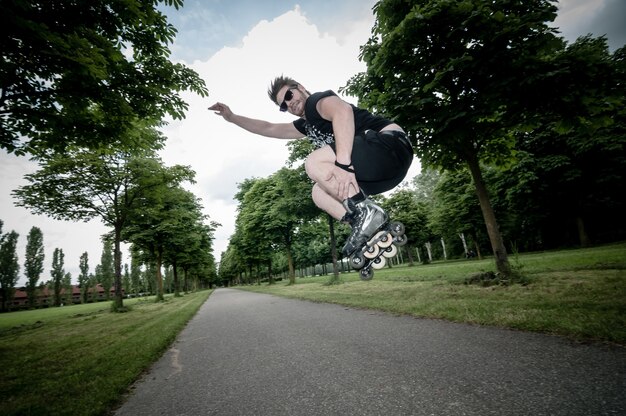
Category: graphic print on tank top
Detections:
[{"x1": 305, "y1": 123, "x2": 335, "y2": 149}]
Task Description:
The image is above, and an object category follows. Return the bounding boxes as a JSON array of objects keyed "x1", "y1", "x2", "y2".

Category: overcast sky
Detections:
[{"x1": 1, "y1": 0, "x2": 624, "y2": 286}]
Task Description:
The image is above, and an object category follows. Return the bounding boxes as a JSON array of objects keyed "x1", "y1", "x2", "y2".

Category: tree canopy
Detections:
[
  {"x1": 342, "y1": 0, "x2": 624, "y2": 277},
  {"x1": 1, "y1": 0, "x2": 208, "y2": 155}
]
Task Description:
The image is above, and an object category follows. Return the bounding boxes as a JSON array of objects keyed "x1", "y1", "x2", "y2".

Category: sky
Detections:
[{"x1": 1, "y1": 0, "x2": 624, "y2": 287}]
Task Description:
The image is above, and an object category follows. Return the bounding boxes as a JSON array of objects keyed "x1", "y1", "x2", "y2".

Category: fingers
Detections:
[
  {"x1": 338, "y1": 181, "x2": 347, "y2": 200},
  {"x1": 208, "y1": 102, "x2": 227, "y2": 113},
  {"x1": 323, "y1": 166, "x2": 359, "y2": 201},
  {"x1": 331, "y1": 167, "x2": 358, "y2": 201}
]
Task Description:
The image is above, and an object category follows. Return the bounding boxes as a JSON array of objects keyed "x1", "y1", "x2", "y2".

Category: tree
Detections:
[
  {"x1": 160, "y1": 188, "x2": 216, "y2": 296},
  {"x1": 272, "y1": 167, "x2": 321, "y2": 282},
  {"x1": 177, "y1": 222, "x2": 218, "y2": 291},
  {"x1": 99, "y1": 240, "x2": 114, "y2": 301},
  {"x1": 13, "y1": 126, "x2": 190, "y2": 310},
  {"x1": 232, "y1": 168, "x2": 317, "y2": 284},
  {"x1": 130, "y1": 250, "x2": 142, "y2": 296},
  {"x1": 24, "y1": 226, "x2": 45, "y2": 307},
  {"x1": 507, "y1": 37, "x2": 626, "y2": 247},
  {"x1": 93, "y1": 265, "x2": 103, "y2": 302},
  {"x1": 218, "y1": 244, "x2": 246, "y2": 286},
  {"x1": 123, "y1": 167, "x2": 198, "y2": 301},
  {"x1": 62, "y1": 272, "x2": 72, "y2": 305},
  {"x1": 0, "y1": 229, "x2": 20, "y2": 311},
  {"x1": 78, "y1": 252, "x2": 89, "y2": 303},
  {"x1": 1, "y1": 0, "x2": 208, "y2": 155},
  {"x1": 122, "y1": 264, "x2": 131, "y2": 297},
  {"x1": 50, "y1": 248, "x2": 64, "y2": 307},
  {"x1": 429, "y1": 169, "x2": 489, "y2": 257},
  {"x1": 230, "y1": 178, "x2": 274, "y2": 284},
  {"x1": 344, "y1": 0, "x2": 565, "y2": 277},
  {"x1": 381, "y1": 189, "x2": 430, "y2": 266}
]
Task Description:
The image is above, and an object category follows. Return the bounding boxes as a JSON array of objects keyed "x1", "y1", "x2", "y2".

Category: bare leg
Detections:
[
  {"x1": 311, "y1": 183, "x2": 345, "y2": 220},
  {"x1": 305, "y1": 146, "x2": 358, "y2": 220}
]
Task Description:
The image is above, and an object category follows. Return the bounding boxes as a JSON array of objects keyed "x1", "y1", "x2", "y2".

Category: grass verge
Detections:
[
  {"x1": 0, "y1": 290, "x2": 212, "y2": 416},
  {"x1": 241, "y1": 243, "x2": 626, "y2": 344}
]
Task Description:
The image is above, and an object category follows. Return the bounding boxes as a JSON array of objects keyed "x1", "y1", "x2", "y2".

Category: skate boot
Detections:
[
  {"x1": 341, "y1": 196, "x2": 408, "y2": 281},
  {"x1": 341, "y1": 197, "x2": 389, "y2": 257}
]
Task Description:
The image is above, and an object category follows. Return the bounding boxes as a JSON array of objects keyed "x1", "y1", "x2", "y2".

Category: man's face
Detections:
[{"x1": 277, "y1": 85, "x2": 306, "y2": 117}]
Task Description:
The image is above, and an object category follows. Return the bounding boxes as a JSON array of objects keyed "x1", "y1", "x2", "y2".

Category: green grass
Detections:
[
  {"x1": 0, "y1": 291, "x2": 212, "y2": 416},
  {"x1": 1, "y1": 245, "x2": 624, "y2": 415},
  {"x1": 241, "y1": 243, "x2": 626, "y2": 344}
]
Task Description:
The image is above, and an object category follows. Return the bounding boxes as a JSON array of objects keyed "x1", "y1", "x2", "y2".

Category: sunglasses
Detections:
[{"x1": 279, "y1": 86, "x2": 298, "y2": 112}]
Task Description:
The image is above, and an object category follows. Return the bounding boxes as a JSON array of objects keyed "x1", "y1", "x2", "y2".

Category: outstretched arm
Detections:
[{"x1": 208, "y1": 102, "x2": 303, "y2": 139}]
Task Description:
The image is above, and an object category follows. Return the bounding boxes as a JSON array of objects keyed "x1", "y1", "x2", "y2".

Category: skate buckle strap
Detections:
[{"x1": 334, "y1": 160, "x2": 355, "y2": 173}]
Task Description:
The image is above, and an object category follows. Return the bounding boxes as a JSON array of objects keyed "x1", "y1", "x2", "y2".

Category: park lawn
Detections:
[
  {"x1": 241, "y1": 243, "x2": 626, "y2": 344},
  {"x1": 1, "y1": 245, "x2": 624, "y2": 416},
  {"x1": 0, "y1": 290, "x2": 211, "y2": 416}
]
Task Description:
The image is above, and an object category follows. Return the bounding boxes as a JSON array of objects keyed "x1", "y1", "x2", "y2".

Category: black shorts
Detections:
[{"x1": 330, "y1": 130, "x2": 414, "y2": 196}]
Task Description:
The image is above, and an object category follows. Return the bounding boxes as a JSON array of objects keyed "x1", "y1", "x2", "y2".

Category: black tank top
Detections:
[{"x1": 292, "y1": 90, "x2": 394, "y2": 149}]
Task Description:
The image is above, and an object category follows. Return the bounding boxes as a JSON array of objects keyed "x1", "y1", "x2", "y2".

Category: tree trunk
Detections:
[
  {"x1": 268, "y1": 259, "x2": 274, "y2": 285},
  {"x1": 172, "y1": 261, "x2": 180, "y2": 297},
  {"x1": 466, "y1": 156, "x2": 511, "y2": 276},
  {"x1": 286, "y1": 247, "x2": 295, "y2": 284},
  {"x1": 113, "y1": 226, "x2": 124, "y2": 310},
  {"x1": 576, "y1": 216, "x2": 591, "y2": 248},
  {"x1": 155, "y1": 250, "x2": 164, "y2": 301},
  {"x1": 406, "y1": 244, "x2": 414, "y2": 266},
  {"x1": 425, "y1": 242, "x2": 432, "y2": 262},
  {"x1": 440, "y1": 238, "x2": 447, "y2": 260},
  {"x1": 327, "y1": 214, "x2": 341, "y2": 284},
  {"x1": 459, "y1": 233, "x2": 468, "y2": 256}
]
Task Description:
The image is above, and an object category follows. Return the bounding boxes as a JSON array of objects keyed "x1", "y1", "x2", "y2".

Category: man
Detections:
[{"x1": 208, "y1": 75, "x2": 413, "y2": 257}]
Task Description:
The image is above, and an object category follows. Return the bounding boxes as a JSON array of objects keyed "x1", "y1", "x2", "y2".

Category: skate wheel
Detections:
[
  {"x1": 394, "y1": 234, "x2": 408, "y2": 247},
  {"x1": 371, "y1": 256, "x2": 386, "y2": 270},
  {"x1": 349, "y1": 252, "x2": 366, "y2": 270},
  {"x1": 389, "y1": 222, "x2": 405, "y2": 237},
  {"x1": 363, "y1": 244, "x2": 380, "y2": 259},
  {"x1": 377, "y1": 232, "x2": 393, "y2": 248},
  {"x1": 359, "y1": 268, "x2": 374, "y2": 281},
  {"x1": 382, "y1": 245, "x2": 398, "y2": 258}
]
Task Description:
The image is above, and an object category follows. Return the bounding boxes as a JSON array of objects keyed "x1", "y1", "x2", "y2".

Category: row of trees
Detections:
[
  {"x1": 219, "y1": 138, "x2": 624, "y2": 285},
  {"x1": 219, "y1": 0, "x2": 625, "y2": 283},
  {"x1": 11, "y1": 142, "x2": 218, "y2": 309},
  {"x1": 2, "y1": 0, "x2": 217, "y2": 310},
  {"x1": 0, "y1": 221, "x2": 84, "y2": 311},
  {"x1": 0, "y1": 219, "x2": 216, "y2": 311},
  {"x1": 219, "y1": 166, "x2": 321, "y2": 286}
]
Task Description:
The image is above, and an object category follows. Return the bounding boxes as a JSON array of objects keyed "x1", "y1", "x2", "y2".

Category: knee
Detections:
[
  {"x1": 304, "y1": 147, "x2": 332, "y2": 183},
  {"x1": 311, "y1": 183, "x2": 321, "y2": 202},
  {"x1": 304, "y1": 153, "x2": 316, "y2": 181},
  {"x1": 310, "y1": 183, "x2": 325, "y2": 209}
]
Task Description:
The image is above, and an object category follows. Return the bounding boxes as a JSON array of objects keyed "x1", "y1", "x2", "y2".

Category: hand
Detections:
[
  {"x1": 208, "y1": 102, "x2": 233, "y2": 121},
  {"x1": 326, "y1": 165, "x2": 359, "y2": 201}
]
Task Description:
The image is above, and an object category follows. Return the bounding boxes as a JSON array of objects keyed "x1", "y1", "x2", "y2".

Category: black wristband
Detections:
[{"x1": 334, "y1": 160, "x2": 355, "y2": 173}]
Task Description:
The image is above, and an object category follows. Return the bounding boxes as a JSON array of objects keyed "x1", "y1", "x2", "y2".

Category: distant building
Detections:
[{"x1": 3, "y1": 284, "x2": 123, "y2": 309}]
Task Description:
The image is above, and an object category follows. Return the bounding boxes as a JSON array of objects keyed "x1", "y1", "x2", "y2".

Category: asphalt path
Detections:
[{"x1": 115, "y1": 288, "x2": 625, "y2": 416}]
